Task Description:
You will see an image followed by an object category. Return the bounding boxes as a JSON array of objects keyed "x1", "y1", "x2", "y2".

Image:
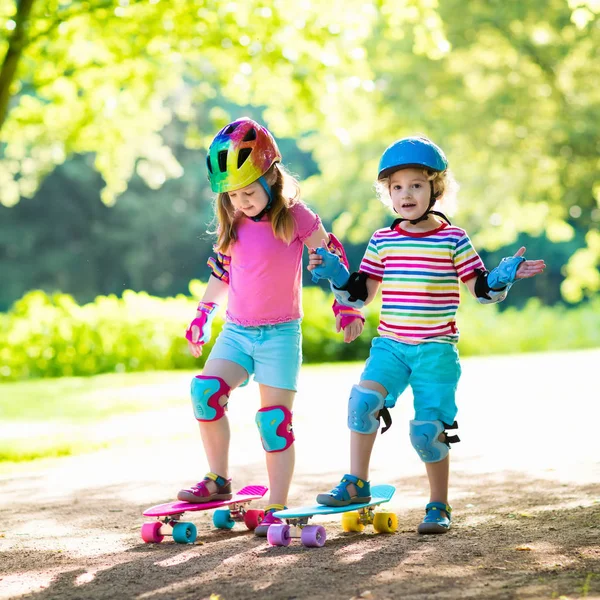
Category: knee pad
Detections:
[
  {"x1": 410, "y1": 420, "x2": 460, "y2": 463},
  {"x1": 347, "y1": 385, "x2": 385, "y2": 434},
  {"x1": 255, "y1": 405, "x2": 295, "y2": 452},
  {"x1": 190, "y1": 375, "x2": 231, "y2": 422}
]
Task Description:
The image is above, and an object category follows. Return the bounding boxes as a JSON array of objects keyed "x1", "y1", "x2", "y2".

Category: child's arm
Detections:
[
  {"x1": 363, "y1": 276, "x2": 381, "y2": 306},
  {"x1": 186, "y1": 255, "x2": 231, "y2": 358},
  {"x1": 304, "y1": 225, "x2": 365, "y2": 342},
  {"x1": 308, "y1": 239, "x2": 372, "y2": 309},
  {"x1": 464, "y1": 246, "x2": 546, "y2": 302}
]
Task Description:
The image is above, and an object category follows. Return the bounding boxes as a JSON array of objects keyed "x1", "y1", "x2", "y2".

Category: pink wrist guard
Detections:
[
  {"x1": 333, "y1": 301, "x2": 364, "y2": 330},
  {"x1": 186, "y1": 302, "x2": 218, "y2": 344}
]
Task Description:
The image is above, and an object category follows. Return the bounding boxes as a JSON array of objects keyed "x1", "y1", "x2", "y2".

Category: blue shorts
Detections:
[
  {"x1": 207, "y1": 320, "x2": 302, "y2": 391},
  {"x1": 361, "y1": 337, "x2": 461, "y2": 424}
]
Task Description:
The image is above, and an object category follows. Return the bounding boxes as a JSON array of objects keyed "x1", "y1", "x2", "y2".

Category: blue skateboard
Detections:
[{"x1": 268, "y1": 484, "x2": 397, "y2": 547}]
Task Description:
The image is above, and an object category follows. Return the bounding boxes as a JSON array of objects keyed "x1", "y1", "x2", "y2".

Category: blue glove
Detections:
[
  {"x1": 487, "y1": 256, "x2": 525, "y2": 291},
  {"x1": 310, "y1": 247, "x2": 350, "y2": 288}
]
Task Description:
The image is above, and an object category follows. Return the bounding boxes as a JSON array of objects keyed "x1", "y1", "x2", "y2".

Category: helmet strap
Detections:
[{"x1": 250, "y1": 176, "x2": 273, "y2": 222}]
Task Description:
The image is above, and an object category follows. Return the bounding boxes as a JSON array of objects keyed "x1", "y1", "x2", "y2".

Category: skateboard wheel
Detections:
[
  {"x1": 267, "y1": 524, "x2": 291, "y2": 547},
  {"x1": 341, "y1": 511, "x2": 365, "y2": 533},
  {"x1": 301, "y1": 525, "x2": 326, "y2": 548},
  {"x1": 243, "y1": 509, "x2": 264, "y2": 531},
  {"x1": 141, "y1": 521, "x2": 164, "y2": 543},
  {"x1": 373, "y1": 512, "x2": 398, "y2": 533},
  {"x1": 213, "y1": 508, "x2": 235, "y2": 530},
  {"x1": 172, "y1": 522, "x2": 197, "y2": 544}
]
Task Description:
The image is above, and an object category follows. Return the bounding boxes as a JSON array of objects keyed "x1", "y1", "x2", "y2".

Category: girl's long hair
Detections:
[{"x1": 213, "y1": 163, "x2": 300, "y2": 254}]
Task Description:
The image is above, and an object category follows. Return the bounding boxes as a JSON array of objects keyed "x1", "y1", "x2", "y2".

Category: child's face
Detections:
[
  {"x1": 228, "y1": 180, "x2": 269, "y2": 218},
  {"x1": 389, "y1": 168, "x2": 431, "y2": 219}
]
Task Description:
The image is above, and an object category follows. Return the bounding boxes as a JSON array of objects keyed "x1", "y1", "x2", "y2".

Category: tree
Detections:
[
  {"x1": 295, "y1": 0, "x2": 600, "y2": 302},
  {"x1": 1, "y1": 0, "x2": 598, "y2": 301},
  {"x1": 0, "y1": 0, "x2": 443, "y2": 206}
]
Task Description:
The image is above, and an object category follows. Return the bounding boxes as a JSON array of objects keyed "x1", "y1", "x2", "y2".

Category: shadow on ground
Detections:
[{"x1": 1, "y1": 467, "x2": 598, "y2": 600}]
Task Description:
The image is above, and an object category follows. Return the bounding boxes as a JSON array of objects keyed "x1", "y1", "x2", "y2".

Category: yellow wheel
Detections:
[
  {"x1": 341, "y1": 511, "x2": 365, "y2": 532},
  {"x1": 373, "y1": 512, "x2": 398, "y2": 533}
]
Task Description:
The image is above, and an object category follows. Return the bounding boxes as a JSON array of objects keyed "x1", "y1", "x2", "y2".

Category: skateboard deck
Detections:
[
  {"x1": 268, "y1": 484, "x2": 396, "y2": 547},
  {"x1": 141, "y1": 485, "x2": 267, "y2": 544}
]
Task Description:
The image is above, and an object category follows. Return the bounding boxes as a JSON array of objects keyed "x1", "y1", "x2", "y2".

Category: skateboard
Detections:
[
  {"x1": 141, "y1": 485, "x2": 268, "y2": 544},
  {"x1": 268, "y1": 484, "x2": 397, "y2": 548}
]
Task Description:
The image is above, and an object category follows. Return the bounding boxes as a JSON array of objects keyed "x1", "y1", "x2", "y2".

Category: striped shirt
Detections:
[{"x1": 359, "y1": 222, "x2": 485, "y2": 344}]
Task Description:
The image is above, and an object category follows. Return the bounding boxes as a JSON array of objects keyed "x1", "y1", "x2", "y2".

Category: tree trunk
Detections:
[{"x1": 0, "y1": 0, "x2": 36, "y2": 132}]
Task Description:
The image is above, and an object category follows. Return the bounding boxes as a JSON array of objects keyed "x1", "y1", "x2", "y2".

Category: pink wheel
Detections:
[
  {"x1": 301, "y1": 525, "x2": 326, "y2": 548},
  {"x1": 267, "y1": 524, "x2": 291, "y2": 547},
  {"x1": 243, "y1": 509, "x2": 264, "y2": 531},
  {"x1": 141, "y1": 521, "x2": 164, "y2": 543}
]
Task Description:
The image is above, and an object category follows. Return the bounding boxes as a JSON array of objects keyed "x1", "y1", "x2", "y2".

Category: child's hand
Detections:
[
  {"x1": 185, "y1": 302, "x2": 218, "y2": 358},
  {"x1": 513, "y1": 246, "x2": 546, "y2": 280},
  {"x1": 187, "y1": 330, "x2": 204, "y2": 358},
  {"x1": 307, "y1": 243, "x2": 325, "y2": 273},
  {"x1": 336, "y1": 314, "x2": 364, "y2": 343},
  {"x1": 308, "y1": 240, "x2": 350, "y2": 287}
]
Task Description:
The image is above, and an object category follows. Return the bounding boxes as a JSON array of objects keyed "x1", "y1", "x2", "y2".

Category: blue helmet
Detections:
[{"x1": 378, "y1": 136, "x2": 448, "y2": 180}]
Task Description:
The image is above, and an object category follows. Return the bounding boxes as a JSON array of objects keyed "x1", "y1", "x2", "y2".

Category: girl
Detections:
[
  {"x1": 309, "y1": 136, "x2": 545, "y2": 533},
  {"x1": 178, "y1": 117, "x2": 363, "y2": 537}
]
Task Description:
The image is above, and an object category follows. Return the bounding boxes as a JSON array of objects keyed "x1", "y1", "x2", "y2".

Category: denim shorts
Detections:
[
  {"x1": 361, "y1": 336, "x2": 462, "y2": 424},
  {"x1": 207, "y1": 319, "x2": 302, "y2": 391}
]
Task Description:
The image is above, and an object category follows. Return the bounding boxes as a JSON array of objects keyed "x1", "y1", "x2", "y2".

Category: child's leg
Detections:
[
  {"x1": 257, "y1": 383, "x2": 295, "y2": 507},
  {"x1": 253, "y1": 384, "x2": 295, "y2": 537},
  {"x1": 409, "y1": 343, "x2": 461, "y2": 532},
  {"x1": 425, "y1": 453, "x2": 449, "y2": 510},
  {"x1": 178, "y1": 358, "x2": 248, "y2": 501},
  {"x1": 317, "y1": 380, "x2": 390, "y2": 506},
  {"x1": 199, "y1": 359, "x2": 247, "y2": 477},
  {"x1": 348, "y1": 379, "x2": 387, "y2": 487}
]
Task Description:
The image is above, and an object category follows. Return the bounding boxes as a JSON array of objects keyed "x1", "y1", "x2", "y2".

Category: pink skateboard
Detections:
[{"x1": 141, "y1": 485, "x2": 268, "y2": 544}]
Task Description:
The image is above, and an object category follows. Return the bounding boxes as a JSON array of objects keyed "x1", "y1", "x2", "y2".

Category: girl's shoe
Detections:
[
  {"x1": 254, "y1": 504, "x2": 286, "y2": 537},
  {"x1": 177, "y1": 472, "x2": 232, "y2": 503},
  {"x1": 417, "y1": 502, "x2": 452, "y2": 534},
  {"x1": 316, "y1": 474, "x2": 371, "y2": 507}
]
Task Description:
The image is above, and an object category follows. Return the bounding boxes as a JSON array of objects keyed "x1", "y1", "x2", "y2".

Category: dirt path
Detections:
[{"x1": 1, "y1": 350, "x2": 599, "y2": 600}]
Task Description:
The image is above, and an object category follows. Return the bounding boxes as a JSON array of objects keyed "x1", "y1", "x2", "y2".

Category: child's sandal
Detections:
[
  {"x1": 417, "y1": 502, "x2": 452, "y2": 534},
  {"x1": 316, "y1": 474, "x2": 371, "y2": 507},
  {"x1": 177, "y1": 472, "x2": 232, "y2": 503}
]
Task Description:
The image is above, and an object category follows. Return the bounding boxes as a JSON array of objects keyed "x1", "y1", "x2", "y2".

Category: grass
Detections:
[
  {"x1": 0, "y1": 370, "x2": 198, "y2": 465},
  {"x1": 0, "y1": 364, "x2": 365, "y2": 467}
]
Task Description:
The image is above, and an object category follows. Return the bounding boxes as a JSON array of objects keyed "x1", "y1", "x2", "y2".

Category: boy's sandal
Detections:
[
  {"x1": 177, "y1": 472, "x2": 232, "y2": 503},
  {"x1": 417, "y1": 501, "x2": 452, "y2": 534},
  {"x1": 316, "y1": 474, "x2": 371, "y2": 507}
]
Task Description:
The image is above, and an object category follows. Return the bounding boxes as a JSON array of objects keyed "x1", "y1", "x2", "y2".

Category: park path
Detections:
[{"x1": 1, "y1": 350, "x2": 599, "y2": 600}]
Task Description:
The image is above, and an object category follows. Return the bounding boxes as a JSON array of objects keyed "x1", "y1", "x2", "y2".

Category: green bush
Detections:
[{"x1": 0, "y1": 286, "x2": 598, "y2": 381}]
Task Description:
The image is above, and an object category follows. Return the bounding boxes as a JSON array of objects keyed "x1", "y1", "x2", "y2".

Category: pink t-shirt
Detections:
[{"x1": 226, "y1": 202, "x2": 321, "y2": 326}]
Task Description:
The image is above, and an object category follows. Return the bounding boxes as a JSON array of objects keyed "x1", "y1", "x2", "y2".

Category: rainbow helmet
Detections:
[
  {"x1": 206, "y1": 118, "x2": 282, "y2": 193},
  {"x1": 378, "y1": 136, "x2": 448, "y2": 180}
]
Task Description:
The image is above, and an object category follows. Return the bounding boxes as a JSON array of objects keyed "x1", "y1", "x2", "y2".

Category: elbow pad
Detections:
[
  {"x1": 332, "y1": 272, "x2": 369, "y2": 309},
  {"x1": 475, "y1": 256, "x2": 525, "y2": 304},
  {"x1": 474, "y1": 269, "x2": 507, "y2": 304},
  {"x1": 207, "y1": 252, "x2": 231, "y2": 284}
]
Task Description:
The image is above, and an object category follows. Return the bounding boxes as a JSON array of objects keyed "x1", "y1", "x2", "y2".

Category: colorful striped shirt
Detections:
[{"x1": 359, "y1": 222, "x2": 485, "y2": 344}]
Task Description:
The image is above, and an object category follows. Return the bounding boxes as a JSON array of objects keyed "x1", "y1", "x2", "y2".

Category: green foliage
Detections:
[
  {"x1": 2, "y1": 1, "x2": 599, "y2": 303},
  {"x1": 0, "y1": 288, "x2": 207, "y2": 380},
  {"x1": 457, "y1": 293, "x2": 600, "y2": 355},
  {"x1": 1, "y1": 286, "x2": 599, "y2": 383},
  {"x1": 0, "y1": 0, "x2": 410, "y2": 205}
]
